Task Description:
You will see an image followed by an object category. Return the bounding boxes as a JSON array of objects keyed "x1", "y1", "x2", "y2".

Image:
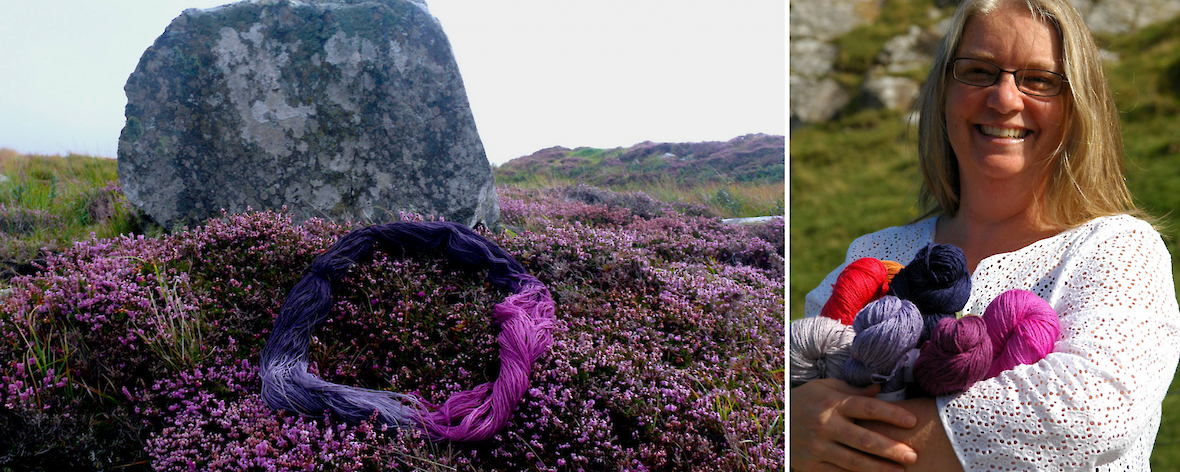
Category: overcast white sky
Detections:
[{"x1": 0, "y1": 0, "x2": 785, "y2": 165}]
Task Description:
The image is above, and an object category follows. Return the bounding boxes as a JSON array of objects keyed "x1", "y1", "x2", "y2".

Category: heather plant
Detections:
[{"x1": 0, "y1": 183, "x2": 783, "y2": 470}]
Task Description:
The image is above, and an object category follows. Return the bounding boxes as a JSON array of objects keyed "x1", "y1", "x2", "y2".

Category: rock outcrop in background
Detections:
[
  {"x1": 119, "y1": 0, "x2": 499, "y2": 230},
  {"x1": 790, "y1": 0, "x2": 1180, "y2": 128}
]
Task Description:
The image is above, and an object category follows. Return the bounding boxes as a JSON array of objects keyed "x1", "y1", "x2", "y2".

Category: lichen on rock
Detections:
[{"x1": 118, "y1": 0, "x2": 498, "y2": 230}]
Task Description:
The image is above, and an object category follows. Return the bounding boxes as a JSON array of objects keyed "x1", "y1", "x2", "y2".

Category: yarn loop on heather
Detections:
[
  {"x1": 983, "y1": 289, "x2": 1059, "y2": 378},
  {"x1": 259, "y1": 221, "x2": 557, "y2": 442},
  {"x1": 842, "y1": 295, "x2": 922, "y2": 390}
]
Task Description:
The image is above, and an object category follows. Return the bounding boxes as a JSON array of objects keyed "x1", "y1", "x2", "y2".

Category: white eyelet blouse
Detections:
[{"x1": 804, "y1": 214, "x2": 1180, "y2": 471}]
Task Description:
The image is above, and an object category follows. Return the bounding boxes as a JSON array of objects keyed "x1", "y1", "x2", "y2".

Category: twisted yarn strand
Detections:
[{"x1": 260, "y1": 221, "x2": 556, "y2": 442}]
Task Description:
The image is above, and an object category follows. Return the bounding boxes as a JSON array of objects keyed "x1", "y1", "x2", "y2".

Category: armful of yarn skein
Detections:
[
  {"x1": 912, "y1": 289, "x2": 1059, "y2": 395},
  {"x1": 790, "y1": 257, "x2": 903, "y2": 389}
]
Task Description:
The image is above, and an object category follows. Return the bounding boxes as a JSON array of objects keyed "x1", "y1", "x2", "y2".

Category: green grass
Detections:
[
  {"x1": 789, "y1": 108, "x2": 924, "y2": 316},
  {"x1": 0, "y1": 148, "x2": 157, "y2": 278}
]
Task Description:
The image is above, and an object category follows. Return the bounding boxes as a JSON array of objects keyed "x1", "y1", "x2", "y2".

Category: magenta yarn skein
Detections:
[
  {"x1": 841, "y1": 296, "x2": 923, "y2": 389},
  {"x1": 983, "y1": 289, "x2": 1060, "y2": 379},
  {"x1": 913, "y1": 316, "x2": 993, "y2": 395}
]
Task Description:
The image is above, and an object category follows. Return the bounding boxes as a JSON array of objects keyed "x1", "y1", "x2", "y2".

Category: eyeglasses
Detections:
[{"x1": 950, "y1": 58, "x2": 1068, "y2": 97}]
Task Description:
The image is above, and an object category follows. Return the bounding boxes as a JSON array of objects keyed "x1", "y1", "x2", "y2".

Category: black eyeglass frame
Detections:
[{"x1": 948, "y1": 58, "x2": 1069, "y2": 97}]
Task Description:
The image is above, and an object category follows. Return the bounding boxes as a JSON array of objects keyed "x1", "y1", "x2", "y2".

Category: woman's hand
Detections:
[{"x1": 790, "y1": 378, "x2": 919, "y2": 472}]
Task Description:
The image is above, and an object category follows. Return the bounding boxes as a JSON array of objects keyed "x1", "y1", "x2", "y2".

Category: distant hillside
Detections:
[{"x1": 495, "y1": 134, "x2": 785, "y2": 187}]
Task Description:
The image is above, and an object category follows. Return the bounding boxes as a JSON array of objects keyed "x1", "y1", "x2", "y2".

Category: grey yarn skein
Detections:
[{"x1": 789, "y1": 316, "x2": 856, "y2": 387}]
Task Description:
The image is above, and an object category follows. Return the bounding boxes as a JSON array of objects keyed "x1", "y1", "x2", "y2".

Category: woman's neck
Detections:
[{"x1": 934, "y1": 188, "x2": 1060, "y2": 274}]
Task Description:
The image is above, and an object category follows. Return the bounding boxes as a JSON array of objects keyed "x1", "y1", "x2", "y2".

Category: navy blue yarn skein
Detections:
[{"x1": 889, "y1": 243, "x2": 971, "y2": 345}]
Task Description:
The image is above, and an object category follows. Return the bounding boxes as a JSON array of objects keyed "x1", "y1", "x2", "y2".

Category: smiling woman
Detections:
[
  {"x1": 940, "y1": 1, "x2": 1068, "y2": 246},
  {"x1": 791, "y1": 0, "x2": 1180, "y2": 471}
]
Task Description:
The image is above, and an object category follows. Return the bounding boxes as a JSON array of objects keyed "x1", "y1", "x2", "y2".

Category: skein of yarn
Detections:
[
  {"x1": 983, "y1": 289, "x2": 1059, "y2": 379},
  {"x1": 820, "y1": 258, "x2": 892, "y2": 325},
  {"x1": 842, "y1": 296, "x2": 923, "y2": 390},
  {"x1": 913, "y1": 316, "x2": 993, "y2": 395},
  {"x1": 889, "y1": 243, "x2": 972, "y2": 345},
  {"x1": 889, "y1": 243, "x2": 971, "y2": 314},
  {"x1": 259, "y1": 221, "x2": 557, "y2": 442},
  {"x1": 789, "y1": 316, "x2": 857, "y2": 387}
]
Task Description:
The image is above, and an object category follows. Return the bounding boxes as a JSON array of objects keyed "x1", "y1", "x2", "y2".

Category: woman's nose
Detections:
[{"x1": 986, "y1": 72, "x2": 1025, "y2": 114}]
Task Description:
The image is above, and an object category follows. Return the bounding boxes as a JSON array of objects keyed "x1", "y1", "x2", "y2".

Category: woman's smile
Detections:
[
  {"x1": 977, "y1": 124, "x2": 1030, "y2": 139},
  {"x1": 945, "y1": 4, "x2": 1066, "y2": 186}
]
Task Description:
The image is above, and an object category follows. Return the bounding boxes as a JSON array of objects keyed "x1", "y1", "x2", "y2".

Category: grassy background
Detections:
[
  {"x1": 789, "y1": 5, "x2": 1180, "y2": 468},
  {"x1": 0, "y1": 149, "x2": 156, "y2": 277}
]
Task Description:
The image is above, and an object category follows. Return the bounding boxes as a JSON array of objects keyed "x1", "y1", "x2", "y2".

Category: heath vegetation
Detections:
[{"x1": 0, "y1": 145, "x2": 784, "y2": 470}]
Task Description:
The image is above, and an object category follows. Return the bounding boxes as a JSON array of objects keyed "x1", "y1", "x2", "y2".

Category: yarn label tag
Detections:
[{"x1": 876, "y1": 389, "x2": 906, "y2": 402}]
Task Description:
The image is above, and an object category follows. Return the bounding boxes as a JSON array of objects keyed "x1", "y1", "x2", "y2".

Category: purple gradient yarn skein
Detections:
[{"x1": 259, "y1": 221, "x2": 557, "y2": 442}]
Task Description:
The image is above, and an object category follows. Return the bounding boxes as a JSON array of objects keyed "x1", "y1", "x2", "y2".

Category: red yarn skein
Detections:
[
  {"x1": 821, "y1": 258, "x2": 892, "y2": 325},
  {"x1": 983, "y1": 289, "x2": 1060, "y2": 379}
]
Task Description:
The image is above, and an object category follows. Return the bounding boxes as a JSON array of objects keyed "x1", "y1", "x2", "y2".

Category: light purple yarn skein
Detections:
[{"x1": 842, "y1": 296, "x2": 923, "y2": 389}]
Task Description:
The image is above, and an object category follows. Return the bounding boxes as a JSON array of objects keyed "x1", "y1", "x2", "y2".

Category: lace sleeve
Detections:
[{"x1": 939, "y1": 218, "x2": 1180, "y2": 470}]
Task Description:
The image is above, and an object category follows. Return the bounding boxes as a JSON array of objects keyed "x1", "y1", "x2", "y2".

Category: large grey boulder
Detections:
[
  {"x1": 118, "y1": 0, "x2": 498, "y2": 230},
  {"x1": 858, "y1": 72, "x2": 921, "y2": 111},
  {"x1": 791, "y1": 39, "x2": 839, "y2": 78},
  {"x1": 789, "y1": 0, "x2": 882, "y2": 127},
  {"x1": 877, "y1": 25, "x2": 937, "y2": 74}
]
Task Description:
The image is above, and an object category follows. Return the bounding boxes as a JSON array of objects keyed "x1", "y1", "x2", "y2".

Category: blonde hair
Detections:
[{"x1": 913, "y1": 0, "x2": 1143, "y2": 228}]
